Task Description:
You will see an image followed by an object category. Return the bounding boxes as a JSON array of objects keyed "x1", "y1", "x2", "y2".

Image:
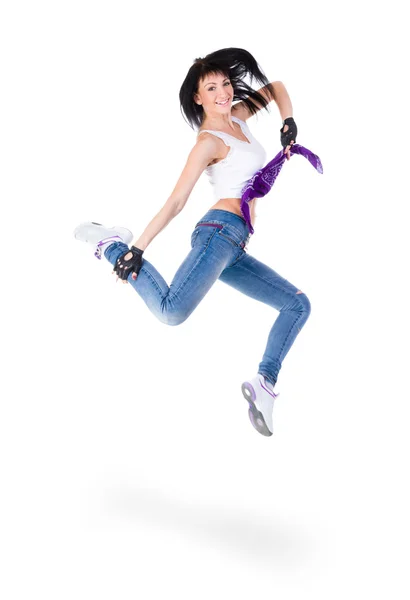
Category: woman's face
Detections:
[{"x1": 194, "y1": 72, "x2": 233, "y2": 117}]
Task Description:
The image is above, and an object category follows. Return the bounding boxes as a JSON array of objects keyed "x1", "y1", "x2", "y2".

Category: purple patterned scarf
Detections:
[{"x1": 240, "y1": 144, "x2": 323, "y2": 234}]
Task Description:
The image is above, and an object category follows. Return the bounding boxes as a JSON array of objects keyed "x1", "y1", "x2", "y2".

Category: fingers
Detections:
[
  {"x1": 119, "y1": 273, "x2": 139, "y2": 284},
  {"x1": 111, "y1": 270, "x2": 138, "y2": 283},
  {"x1": 284, "y1": 140, "x2": 295, "y2": 160},
  {"x1": 282, "y1": 123, "x2": 296, "y2": 160}
]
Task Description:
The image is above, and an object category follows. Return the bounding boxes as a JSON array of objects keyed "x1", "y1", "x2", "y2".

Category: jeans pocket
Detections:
[
  {"x1": 217, "y1": 226, "x2": 249, "y2": 251},
  {"x1": 218, "y1": 230, "x2": 239, "y2": 248},
  {"x1": 191, "y1": 223, "x2": 220, "y2": 248}
]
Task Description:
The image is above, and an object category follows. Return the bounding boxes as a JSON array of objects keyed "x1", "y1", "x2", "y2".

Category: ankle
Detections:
[
  {"x1": 94, "y1": 236, "x2": 124, "y2": 259},
  {"x1": 260, "y1": 374, "x2": 276, "y2": 388}
]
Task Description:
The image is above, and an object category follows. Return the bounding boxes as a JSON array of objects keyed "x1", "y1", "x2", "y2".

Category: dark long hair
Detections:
[{"x1": 179, "y1": 47, "x2": 274, "y2": 130}]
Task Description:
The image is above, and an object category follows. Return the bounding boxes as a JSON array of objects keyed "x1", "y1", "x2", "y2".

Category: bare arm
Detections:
[
  {"x1": 271, "y1": 81, "x2": 293, "y2": 122},
  {"x1": 233, "y1": 81, "x2": 293, "y2": 122},
  {"x1": 131, "y1": 135, "x2": 220, "y2": 251},
  {"x1": 131, "y1": 199, "x2": 181, "y2": 251}
]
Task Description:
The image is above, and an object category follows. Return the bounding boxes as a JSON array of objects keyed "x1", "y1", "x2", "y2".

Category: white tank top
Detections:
[{"x1": 197, "y1": 116, "x2": 267, "y2": 200}]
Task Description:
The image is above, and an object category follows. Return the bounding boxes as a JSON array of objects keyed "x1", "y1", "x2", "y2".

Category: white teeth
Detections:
[{"x1": 216, "y1": 99, "x2": 229, "y2": 105}]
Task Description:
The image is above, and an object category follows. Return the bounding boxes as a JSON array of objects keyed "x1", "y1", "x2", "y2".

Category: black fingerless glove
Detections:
[
  {"x1": 113, "y1": 246, "x2": 144, "y2": 280},
  {"x1": 280, "y1": 117, "x2": 298, "y2": 148}
]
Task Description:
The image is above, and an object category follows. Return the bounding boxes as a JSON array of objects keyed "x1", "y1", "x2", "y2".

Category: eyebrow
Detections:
[{"x1": 204, "y1": 78, "x2": 230, "y2": 87}]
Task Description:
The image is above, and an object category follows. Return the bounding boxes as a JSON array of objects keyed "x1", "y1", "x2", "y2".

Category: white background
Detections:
[{"x1": 1, "y1": 0, "x2": 409, "y2": 598}]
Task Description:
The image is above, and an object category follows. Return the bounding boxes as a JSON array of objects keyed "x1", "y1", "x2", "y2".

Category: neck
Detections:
[{"x1": 201, "y1": 112, "x2": 236, "y2": 131}]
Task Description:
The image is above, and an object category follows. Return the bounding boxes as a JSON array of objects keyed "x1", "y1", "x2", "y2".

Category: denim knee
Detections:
[
  {"x1": 296, "y1": 292, "x2": 311, "y2": 321},
  {"x1": 156, "y1": 300, "x2": 190, "y2": 327}
]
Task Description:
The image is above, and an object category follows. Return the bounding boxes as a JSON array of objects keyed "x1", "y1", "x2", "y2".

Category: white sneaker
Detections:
[
  {"x1": 241, "y1": 374, "x2": 280, "y2": 436},
  {"x1": 73, "y1": 221, "x2": 133, "y2": 259}
]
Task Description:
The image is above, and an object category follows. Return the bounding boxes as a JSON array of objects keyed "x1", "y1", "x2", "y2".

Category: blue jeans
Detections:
[{"x1": 104, "y1": 209, "x2": 311, "y2": 385}]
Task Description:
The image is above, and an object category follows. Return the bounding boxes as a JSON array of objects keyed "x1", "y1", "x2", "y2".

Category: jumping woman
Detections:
[{"x1": 74, "y1": 47, "x2": 317, "y2": 437}]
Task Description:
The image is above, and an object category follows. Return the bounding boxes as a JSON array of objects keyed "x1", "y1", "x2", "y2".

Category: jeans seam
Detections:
[
  {"x1": 236, "y1": 263, "x2": 307, "y2": 362},
  {"x1": 231, "y1": 250, "x2": 246, "y2": 266},
  {"x1": 175, "y1": 229, "x2": 217, "y2": 298}
]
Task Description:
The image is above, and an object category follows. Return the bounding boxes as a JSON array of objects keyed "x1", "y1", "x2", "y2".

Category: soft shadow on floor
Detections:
[{"x1": 101, "y1": 484, "x2": 315, "y2": 568}]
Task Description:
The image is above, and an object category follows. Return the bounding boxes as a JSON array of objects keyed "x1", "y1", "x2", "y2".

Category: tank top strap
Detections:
[
  {"x1": 197, "y1": 129, "x2": 229, "y2": 137},
  {"x1": 232, "y1": 115, "x2": 252, "y2": 137},
  {"x1": 231, "y1": 115, "x2": 244, "y2": 125},
  {"x1": 197, "y1": 129, "x2": 231, "y2": 146}
]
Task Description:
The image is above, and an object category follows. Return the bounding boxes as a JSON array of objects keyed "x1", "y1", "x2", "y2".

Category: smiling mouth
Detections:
[{"x1": 216, "y1": 99, "x2": 230, "y2": 105}]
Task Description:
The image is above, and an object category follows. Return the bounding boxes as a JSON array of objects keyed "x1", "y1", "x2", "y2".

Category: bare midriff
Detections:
[{"x1": 209, "y1": 197, "x2": 256, "y2": 226}]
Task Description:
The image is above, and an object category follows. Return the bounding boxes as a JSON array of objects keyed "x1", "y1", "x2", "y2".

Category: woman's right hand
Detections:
[{"x1": 112, "y1": 246, "x2": 144, "y2": 283}]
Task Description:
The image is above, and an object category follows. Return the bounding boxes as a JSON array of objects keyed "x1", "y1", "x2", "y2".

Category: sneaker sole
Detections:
[{"x1": 241, "y1": 382, "x2": 273, "y2": 437}]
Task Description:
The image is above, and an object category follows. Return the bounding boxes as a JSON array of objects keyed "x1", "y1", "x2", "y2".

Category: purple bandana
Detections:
[{"x1": 240, "y1": 144, "x2": 323, "y2": 234}]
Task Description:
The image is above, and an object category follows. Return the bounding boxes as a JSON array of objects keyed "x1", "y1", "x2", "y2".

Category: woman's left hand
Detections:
[
  {"x1": 284, "y1": 139, "x2": 294, "y2": 160},
  {"x1": 284, "y1": 143, "x2": 293, "y2": 160},
  {"x1": 280, "y1": 117, "x2": 297, "y2": 160}
]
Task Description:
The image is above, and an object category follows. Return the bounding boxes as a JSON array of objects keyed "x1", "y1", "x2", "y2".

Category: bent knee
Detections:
[
  {"x1": 296, "y1": 290, "x2": 312, "y2": 317},
  {"x1": 156, "y1": 315, "x2": 186, "y2": 326},
  {"x1": 157, "y1": 309, "x2": 189, "y2": 326},
  {"x1": 165, "y1": 317, "x2": 186, "y2": 326}
]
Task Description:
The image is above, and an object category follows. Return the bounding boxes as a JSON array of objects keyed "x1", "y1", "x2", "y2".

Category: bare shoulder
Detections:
[
  {"x1": 196, "y1": 129, "x2": 220, "y2": 148},
  {"x1": 196, "y1": 130, "x2": 227, "y2": 164}
]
